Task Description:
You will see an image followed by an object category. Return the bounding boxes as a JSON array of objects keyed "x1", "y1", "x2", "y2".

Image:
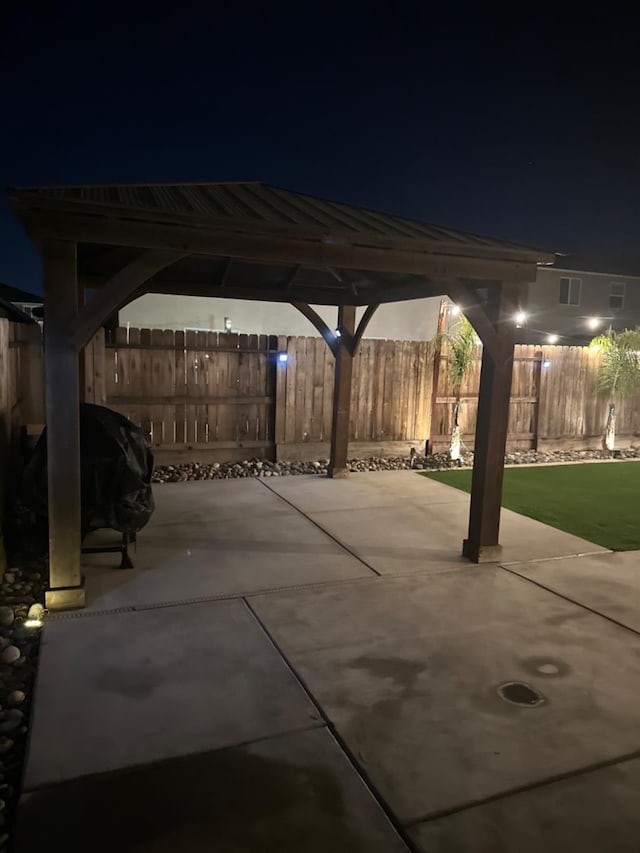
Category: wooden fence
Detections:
[
  {"x1": 273, "y1": 336, "x2": 434, "y2": 460},
  {"x1": 431, "y1": 343, "x2": 640, "y2": 452},
  {"x1": 86, "y1": 329, "x2": 434, "y2": 462},
  {"x1": 2, "y1": 324, "x2": 639, "y2": 472},
  {"x1": 81, "y1": 328, "x2": 640, "y2": 461},
  {"x1": 432, "y1": 344, "x2": 542, "y2": 451},
  {"x1": 85, "y1": 328, "x2": 278, "y2": 463},
  {"x1": 0, "y1": 320, "x2": 44, "y2": 468}
]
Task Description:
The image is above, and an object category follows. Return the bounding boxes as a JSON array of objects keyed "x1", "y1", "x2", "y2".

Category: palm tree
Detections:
[
  {"x1": 589, "y1": 327, "x2": 640, "y2": 453},
  {"x1": 445, "y1": 315, "x2": 477, "y2": 461}
]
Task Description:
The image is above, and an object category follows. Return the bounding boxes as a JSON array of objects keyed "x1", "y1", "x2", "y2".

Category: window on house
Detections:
[
  {"x1": 559, "y1": 277, "x2": 581, "y2": 305},
  {"x1": 609, "y1": 282, "x2": 625, "y2": 310}
]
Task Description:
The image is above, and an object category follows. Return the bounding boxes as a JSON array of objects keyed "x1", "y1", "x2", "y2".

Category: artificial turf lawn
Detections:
[{"x1": 423, "y1": 462, "x2": 640, "y2": 551}]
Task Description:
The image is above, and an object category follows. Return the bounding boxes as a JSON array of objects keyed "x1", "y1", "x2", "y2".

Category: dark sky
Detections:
[{"x1": 2, "y1": 2, "x2": 639, "y2": 293}]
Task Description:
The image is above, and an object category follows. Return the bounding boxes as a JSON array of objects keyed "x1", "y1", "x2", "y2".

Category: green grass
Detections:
[{"x1": 423, "y1": 462, "x2": 640, "y2": 551}]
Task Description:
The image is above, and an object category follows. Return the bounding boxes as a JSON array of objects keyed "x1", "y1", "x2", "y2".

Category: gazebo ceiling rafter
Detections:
[{"x1": 8, "y1": 179, "x2": 556, "y2": 610}]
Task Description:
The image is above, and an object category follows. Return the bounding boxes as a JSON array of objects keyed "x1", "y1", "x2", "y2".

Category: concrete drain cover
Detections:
[{"x1": 497, "y1": 681, "x2": 545, "y2": 707}]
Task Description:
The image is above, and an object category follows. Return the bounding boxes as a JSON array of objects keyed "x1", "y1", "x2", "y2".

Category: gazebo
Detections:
[{"x1": 9, "y1": 181, "x2": 554, "y2": 609}]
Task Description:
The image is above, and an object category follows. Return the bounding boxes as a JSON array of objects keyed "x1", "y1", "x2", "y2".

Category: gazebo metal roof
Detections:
[{"x1": 14, "y1": 180, "x2": 545, "y2": 255}]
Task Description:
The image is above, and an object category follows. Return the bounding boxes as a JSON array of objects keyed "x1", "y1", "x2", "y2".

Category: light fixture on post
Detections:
[
  {"x1": 547, "y1": 333, "x2": 559, "y2": 344},
  {"x1": 224, "y1": 317, "x2": 232, "y2": 333},
  {"x1": 450, "y1": 304, "x2": 461, "y2": 316},
  {"x1": 514, "y1": 311, "x2": 527, "y2": 327}
]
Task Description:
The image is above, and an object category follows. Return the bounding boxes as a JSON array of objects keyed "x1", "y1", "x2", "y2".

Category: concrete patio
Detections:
[{"x1": 16, "y1": 472, "x2": 640, "y2": 851}]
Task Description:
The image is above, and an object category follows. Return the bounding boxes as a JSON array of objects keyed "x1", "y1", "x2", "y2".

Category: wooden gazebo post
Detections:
[
  {"x1": 42, "y1": 240, "x2": 85, "y2": 609},
  {"x1": 462, "y1": 281, "x2": 519, "y2": 562},
  {"x1": 328, "y1": 305, "x2": 356, "y2": 478}
]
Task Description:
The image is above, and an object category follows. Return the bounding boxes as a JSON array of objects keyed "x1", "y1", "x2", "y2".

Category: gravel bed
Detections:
[
  {"x1": 0, "y1": 563, "x2": 45, "y2": 850},
  {"x1": 152, "y1": 447, "x2": 640, "y2": 483}
]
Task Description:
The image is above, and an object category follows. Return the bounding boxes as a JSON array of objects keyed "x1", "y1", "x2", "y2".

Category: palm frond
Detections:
[
  {"x1": 446, "y1": 315, "x2": 477, "y2": 393},
  {"x1": 590, "y1": 327, "x2": 640, "y2": 400}
]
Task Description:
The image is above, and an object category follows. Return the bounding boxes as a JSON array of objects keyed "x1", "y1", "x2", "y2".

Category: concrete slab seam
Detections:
[
  {"x1": 500, "y1": 565, "x2": 640, "y2": 638},
  {"x1": 403, "y1": 745, "x2": 640, "y2": 829},
  {"x1": 500, "y1": 548, "x2": 613, "y2": 567},
  {"x1": 60, "y1": 564, "x2": 481, "y2": 621},
  {"x1": 241, "y1": 596, "x2": 418, "y2": 853},
  {"x1": 256, "y1": 478, "x2": 383, "y2": 577}
]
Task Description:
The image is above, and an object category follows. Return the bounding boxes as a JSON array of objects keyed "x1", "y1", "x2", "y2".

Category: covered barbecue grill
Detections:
[{"x1": 23, "y1": 403, "x2": 154, "y2": 567}]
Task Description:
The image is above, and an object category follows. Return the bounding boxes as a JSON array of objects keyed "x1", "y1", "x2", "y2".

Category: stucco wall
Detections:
[{"x1": 119, "y1": 293, "x2": 443, "y2": 341}]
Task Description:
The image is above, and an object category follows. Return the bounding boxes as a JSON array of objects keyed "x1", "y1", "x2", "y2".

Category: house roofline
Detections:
[{"x1": 543, "y1": 266, "x2": 640, "y2": 281}]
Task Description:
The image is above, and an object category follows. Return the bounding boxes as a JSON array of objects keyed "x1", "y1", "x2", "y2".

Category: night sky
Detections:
[{"x1": 2, "y1": 2, "x2": 639, "y2": 294}]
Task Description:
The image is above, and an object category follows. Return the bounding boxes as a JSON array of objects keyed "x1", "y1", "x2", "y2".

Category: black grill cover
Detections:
[{"x1": 23, "y1": 404, "x2": 155, "y2": 535}]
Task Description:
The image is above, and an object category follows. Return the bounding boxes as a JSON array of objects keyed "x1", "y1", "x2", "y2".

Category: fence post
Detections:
[
  {"x1": 531, "y1": 349, "x2": 543, "y2": 451},
  {"x1": 329, "y1": 306, "x2": 356, "y2": 477},
  {"x1": 427, "y1": 298, "x2": 448, "y2": 454},
  {"x1": 274, "y1": 335, "x2": 287, "y2": 460}
]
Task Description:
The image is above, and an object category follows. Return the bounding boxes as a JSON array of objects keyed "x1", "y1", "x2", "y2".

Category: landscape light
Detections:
[
  {"x1": 547, "y1": 334, "x2": 559, "y2": 344},
  {"x1": 450, "y1": 304, "x2": 461, "y2": 316},
  {"x1": 587, "y1": 317, "x2": 600, "y2": 330},
  {"x1": 277, "y1": 352, "x2": 288, "y2": 364},
  {"x1": 514, "y1": 311, "x2": 527, "y2": 326},
  {"x1": 24, "y1": 619, "x2": 43, "y2": 629}
]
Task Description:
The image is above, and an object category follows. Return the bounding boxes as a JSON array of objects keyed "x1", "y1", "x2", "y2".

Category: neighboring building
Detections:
[
  {"x1": 0, "y1": 283, "x2": 43, "y2": 323},
  {"x1": 519, "y1": 256, "x2": 640, "y2": 345},
  {"x1": 120, "y1": 293, "x2": 443, "y2": 341}
]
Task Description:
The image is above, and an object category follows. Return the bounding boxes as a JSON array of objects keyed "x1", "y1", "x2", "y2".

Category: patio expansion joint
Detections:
[
  {"x1": 500, "y1": 564, "x2": 640, "y2": 639},
  {"x1": 402, "y1": 745, "x2": 640, "y2": 829},
  {"x1": 242, "y1": 595, "x2": 420, "y2": 853},
  {"x1": 60, "y1": 564, "x2": 471, "y2": 619},
  {"x1": 500, "y1": 548, "x2": 612, "y2": 567},
  {"x1": 255, "y1": 478, "x2": 383, "y2": 577}
]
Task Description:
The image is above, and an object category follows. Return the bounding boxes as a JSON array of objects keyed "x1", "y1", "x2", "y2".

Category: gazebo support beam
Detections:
[
  {"x1": 73, "y1": 249, "x2": 186, "y2": 351},
  {"x1": 328, "y1": 305, "x2": 356, "y2": 478},
  {"x1": 42, "y1": 241, "x2": 85, "y2": 609},
  {"x1": 292, "y1": 303, "x2": 338, "y2": 355},
  {"x1": 352, "y1": 303, "x2": 379, "y2": 354},
  {"x1": 462, "y1": 282, "x2": 518, "y2": 562}
]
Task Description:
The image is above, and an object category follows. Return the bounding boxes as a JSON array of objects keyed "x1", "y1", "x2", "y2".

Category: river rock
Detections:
[
  {"x1": 27, "y1": 604, "x2": 45, "y2": 622},
  {"x1": 0, "y1": 647, "x2": 20, "y2": 665}
]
